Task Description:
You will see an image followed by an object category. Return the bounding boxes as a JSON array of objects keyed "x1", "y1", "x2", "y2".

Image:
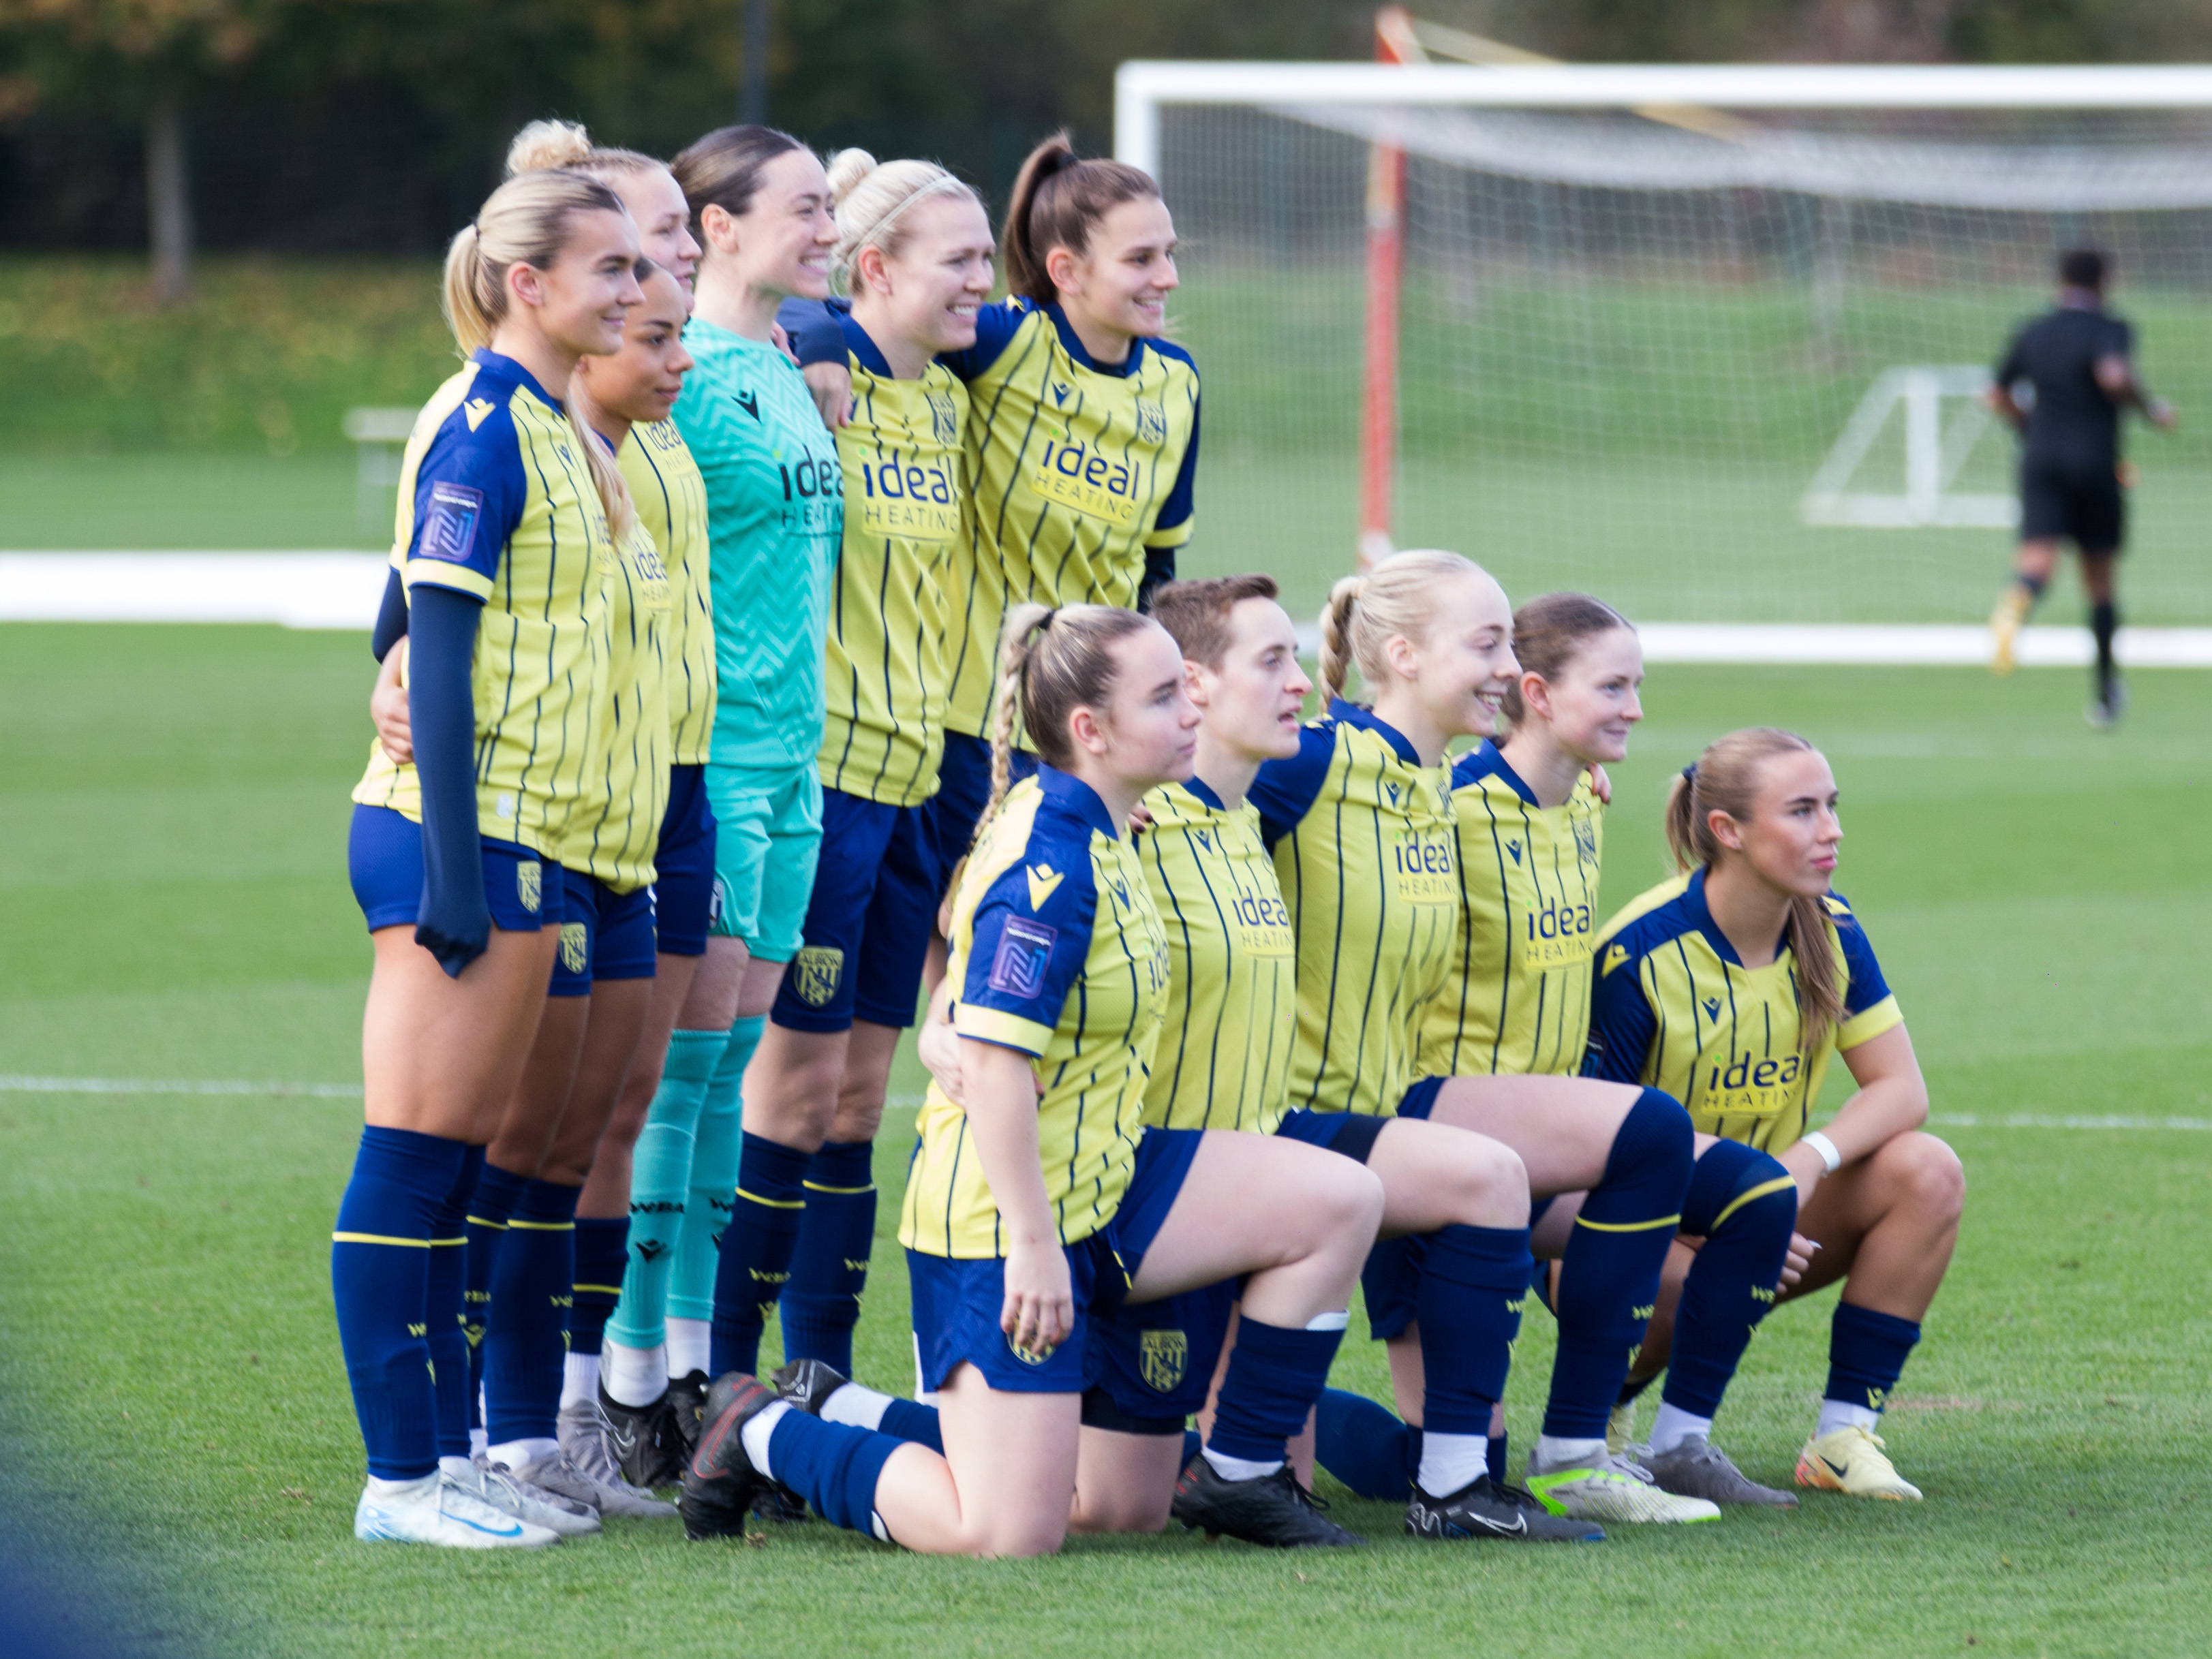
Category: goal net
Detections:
[{"x1": 1120, "y1": 60, "x2": 2212, "y2": 623}]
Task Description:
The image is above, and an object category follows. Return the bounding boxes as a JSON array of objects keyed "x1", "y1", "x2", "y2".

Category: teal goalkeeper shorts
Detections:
[{"x1": 705, "y1": 760, "x2": 822, "y2": 963}]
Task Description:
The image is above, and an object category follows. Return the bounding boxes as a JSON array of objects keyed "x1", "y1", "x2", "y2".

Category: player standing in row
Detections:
[
  {"x1": 789, "y1": 131, "x2": 1199, "y2": 863},
  {"x1": 1587, "y1": 728, "x2": 1964, "y2": 1502},
  {"x1": 680, "y1": 606, "x2": 1385, "y2": 1554},
  {"x1": 338, "y1": 166, "x2": 644, "y2": 1547},
  {"x1": 587, "y1": 127, "x2": 846, "y2": 1474},
  {"x1": 1086, "y1": 575, "x2": 1599, "y2": 1545},
  {"x1": 1257, "y1": 560, "x2": 1704, "y2": 1528},
  {"x1": 721, "y1": 151, "x2": 991, "y2": 1398},
  {"x1": 1985, "y1": 247, "x2": 2175, "y2": 726}
]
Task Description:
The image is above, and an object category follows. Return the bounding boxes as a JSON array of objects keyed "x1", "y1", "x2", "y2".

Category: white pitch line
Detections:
[
  {"x1": 2, "y1": 1076, "x2": 2207, "y2": 1132},
  {"x1": 0, "y1": 1074, "x2": 362, "y2": 1099}
]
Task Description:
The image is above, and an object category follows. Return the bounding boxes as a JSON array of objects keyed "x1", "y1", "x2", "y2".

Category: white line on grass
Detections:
[
  {"x1": 2, "y1": 1078, "x2": 2207, "y2": 1132},
  {"x1": 7, "y1": 555, "x2": 2212, "y2": 665}
]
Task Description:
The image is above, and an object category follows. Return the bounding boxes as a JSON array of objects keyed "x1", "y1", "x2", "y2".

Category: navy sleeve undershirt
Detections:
[
  {"x1": 371, "y1": 566, "x2": 408, "y2": 662},
  {"x1": 407, "y1": 585, "x2": 489, "y2": 977}
]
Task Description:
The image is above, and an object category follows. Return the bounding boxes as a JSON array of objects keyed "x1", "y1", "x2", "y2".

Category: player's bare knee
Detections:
[
  {"x1": 1454, "y1": 1138, "x2": 1529, "y2": 1229},
  {"x1": 1895, "y1": 1132, "x2": 1965, "y2": 1223}
]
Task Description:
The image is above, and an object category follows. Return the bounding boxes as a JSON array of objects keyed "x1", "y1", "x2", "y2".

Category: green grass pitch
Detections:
[{"x1": 3, "y1": 623, "x2": 2210, "y2": 1655}]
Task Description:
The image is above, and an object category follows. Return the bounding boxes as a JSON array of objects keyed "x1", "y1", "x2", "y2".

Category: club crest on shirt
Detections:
[
  {"x1": 1139, "y1": 1328, "x2": 1188, "y2": 1393},
  {"x1": 793, "y1": 946, "x2": 845, "y2": 1008},
  {"x1": 989, "y1": 917, "x2": 1057, "y2": 998},
  {"x1": 1025, "y1": 864, "x2": 1064, "y2": 910},
  {"x1": 559, "y1": 923, "x2": 589, "y2": 975},
  {"x1": 516, "y1": 861, "x2": 542, "y2": 914},
  {"x1": 1573, "y1": 815, "x2": 1599, "y2": 865},
  {"x1": 1133, "y1": 397, "x2": 1167, "y2": 447},
  {"x1": 925, "y1": 388, "x2": 959, "y2": 447}
]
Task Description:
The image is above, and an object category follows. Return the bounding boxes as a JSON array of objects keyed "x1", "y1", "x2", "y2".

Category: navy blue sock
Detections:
[
  {"x1": 1825, "y1": 1303, "x2": 1921, "y2": 1414},
  {"x1": 1207, "y1": 1316, "x2": 1346, "y2": 1465},
  {"x1": 1487, "y1": 1429, "x2": 1505, "y2": 1485},
  {"x1": 425, "y1": 1144, "x2": 481, "y2": 1458},
  {"x1": 765, "y1": 1409, "x2": 900, "y2": 1538},
  {"x1": 1546, "y1": 1087, "x2": 1693, "y2": 1438},
  {"x1": 331, "y1": 1126, "x2": 466, "y2": 1480},
  {"x1": 570, "y1": 1216, "x2": 629, "y2": 1357},
  {"x1": 1665, "y1": 1141, "x2": 1798, "y2": 1419},
  {"x1": 1417, "y1": 1223, "x2": 1533, "y2": 1436},
  {"x1": 483, "y1": 1178, "x2": 578, "y2": 1446},
  {"x1": 781, "y1": 1139, "x2": 877, "y2": 1373},
  {"x1": 463, "y1": 1161, "x2": 528, "y2": 1432},
  {"x1": 880, "y1": 1397, "x2": 944, "y2": 1455},
  {"x1": 1182, "y1": 1427, "x2": 1202, "y2": 1468},
  {"x1": 710, "y1": 1132, "x2": 809, "y2": 1376},
  {"x1": 1315, "y1": 1387, "x2": 1414, "y2": 1502}
]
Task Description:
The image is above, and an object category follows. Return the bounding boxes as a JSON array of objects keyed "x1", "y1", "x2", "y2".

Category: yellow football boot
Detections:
[
  {"x1": 1794, "y1": 1425, "x2": 1922, "y2": 1501},
  {"x1": 1606, "y1": 1400, "x2": 1638, "y2": 1458},
  {"x1": 1988, "y1": 586, "x2": 2031, "y2": 677}
]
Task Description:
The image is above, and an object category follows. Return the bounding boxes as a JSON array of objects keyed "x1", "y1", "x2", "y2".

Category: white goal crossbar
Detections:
[{"x1": 1114, "y1": 63, "x2": 2212, "y2": 179}]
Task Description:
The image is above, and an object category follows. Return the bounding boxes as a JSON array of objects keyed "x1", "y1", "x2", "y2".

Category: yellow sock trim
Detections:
[
  {"x1": 464, "y1": 1215, "x2": 509, "y2": 1230},
  {"x1": 331, "y1": 1231, "x2": 432, "y2": 1248},
  {"x1": 1574, "y1": 1213, "x2": 1683, "y2": 1233},
  {"x1": 572, "y1": 1282, "x2": 624, "y2": 1296},
  {"x1": 429, "y1": 1236, "x2": 467, "y2": 1247},
  {"x1": 736, "y1": 1188, "x2": 805, "y2": 1210},
  {"x1": 507, "y1": 1219, "x2": 575, "y2": 1232},
  {"x1": 1708, "y1": 1176, "x2": 1799, "y2": 1232},
  {"x1": 802, "y1": 1181, "x2": 875, "y2": 1194}
]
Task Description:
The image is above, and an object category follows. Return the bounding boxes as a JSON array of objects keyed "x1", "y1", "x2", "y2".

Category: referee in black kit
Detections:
[{"x1": 1985, "y1": 247, "x2": 2176, "y2": 726}]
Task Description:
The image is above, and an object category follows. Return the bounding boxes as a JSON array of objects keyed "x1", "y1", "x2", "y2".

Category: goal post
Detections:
[{"x1": 1116, "y1": 56, "x2": 2212, "y2": 623}]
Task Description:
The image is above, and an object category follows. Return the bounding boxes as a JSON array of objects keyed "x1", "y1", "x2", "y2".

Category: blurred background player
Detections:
[
  {"x1": 1586, "y1": 728, "x2": 1965, "y2": 1502},
  {"x1": 733, "y1": 150, "x2": 988, "y2": 1405},
  {"x1": 338, "y1": 164, "x2": 641, "y2": 1547},
  {"x1": 1985, "y1": 247, "x2": 2176, "y2": 726},
  {"x1": 786, "y1": 131, "x2": 1199, "y2": 878},
  {"x1": 681, "y1": 606, "x2": 1383, "y2": 1554}
]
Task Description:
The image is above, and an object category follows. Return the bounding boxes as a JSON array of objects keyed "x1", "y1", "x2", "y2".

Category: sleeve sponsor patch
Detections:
[
  {"x1": 987, "y1": 916, "x2": 1057, "y2": 999},
  {"x1": 418, "y1": 482, "x2": 485, "y2": 565}
]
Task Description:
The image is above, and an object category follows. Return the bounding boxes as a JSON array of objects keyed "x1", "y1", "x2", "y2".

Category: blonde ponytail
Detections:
[
  {"x1": 562, "y1": 367, "x2": 639, "y2": 544},
  {"x1": 1318, "y1": 548, "x2": 1490, "y2": 704},
  {"x1": 981, "y1": 602, "x2": 1154, "y2": 837},
  {"x1": 1665, "y1": 727, "x2": 1846, "y2": 1054},
  {"x1": 825, "y1": 147, "x2": 980, "y2": 293},
  {"x1": 437, "y1": 168, "x2": 634, "y2": 539}
]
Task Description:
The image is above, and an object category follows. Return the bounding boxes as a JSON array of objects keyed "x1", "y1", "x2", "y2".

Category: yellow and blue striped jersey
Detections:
[
  {"x1": 557, "y1": 501, "x2": 671, "y2": 892},
  {"x1": 899, "y1": 765, "x2": 1171, "y2": 1258},
  {"x1": 621, "y1": 418, "x2": 716, "y2": 766},
  {"x1": 352, "y1": 350, "x2": 613, "y2": 857},
  {"x1": 820, "y1": 315, "x2": 967, "y2": 807},
  {"x1": 1583, "y1": 869, "x2": 1903, "y2": 1152},
  {"x1": 1248, "y1": 701, "x2": 1460, "y2": 1119},
  {"x1": 1421, "y1": 742, "x2": 1606, "y2": 1079},
  {"x1": 1134, "y1": 777, "x2": 1297, "y2": 1134}
]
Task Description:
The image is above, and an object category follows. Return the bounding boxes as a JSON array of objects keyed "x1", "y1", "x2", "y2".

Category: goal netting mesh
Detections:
[{"x1": 1158, "y1": 100, "x2": 2212, "y2": 623}]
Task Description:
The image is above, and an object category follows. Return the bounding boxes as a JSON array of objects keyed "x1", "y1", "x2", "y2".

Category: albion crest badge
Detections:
[
  {"x1": 1139, "y1": 1328, "x2": 1188, "y2": 1393},
  {"x1": 1573, "y1": 814, "x2": 1599, "y2": 865},
  {"x1": 517, "y1": 861, "x2": 542, "y2": 914},
  {"x1": 1134, "y1": 397, "x2": 1168, "y2": 446},
  {"x1": 793, "y1": 946, "x2": 845, "y2": 1008},
  {"x1": 926, "y1": 388, "x2": 959, "y2": 447},
  {"x1": 559, "y1": 923, "x2": 589, "y2": 975}
]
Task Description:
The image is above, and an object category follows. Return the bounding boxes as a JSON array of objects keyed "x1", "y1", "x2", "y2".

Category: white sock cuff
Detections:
[
  {"x1": 602, "y1": 1341, "x2": 668, "y2": 1408},
  {"x1": 1201, "y1": 1446, "x2": 1283, "y2": 1483},
  {"x1": 1415, "y1": 1430, "x2": 1488, "y2": 1497},
  {"x1": 666, "y1": 1318, "x2": 710, "y2": 1381},
  {"x1": 739, "y1": 1399, "x2": 793, "y2": 1472},
  {"x1": 1816, "y1": 1398, "x2": 1881, "y2": 1438},
  {"x1": 1303, "y1": 1309, "x2": 1351, "y2": 1332},
  {"x1": 819, "y1": 1382, "x2": 894, "y2": 1432},
  {"x1": 1647, "y1": 1402, "x2": 1713, "y2": 1455},
  {"x1": 559, "y1": 1352, "x2": 600, "y2": 1412}
]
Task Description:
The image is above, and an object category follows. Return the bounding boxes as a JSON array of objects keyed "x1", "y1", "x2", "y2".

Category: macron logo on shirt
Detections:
[{"x1": 733, "y1": 390, "x2": 760, "y2": 422}]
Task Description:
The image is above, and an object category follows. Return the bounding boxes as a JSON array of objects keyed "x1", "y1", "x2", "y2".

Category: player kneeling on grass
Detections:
[
  {"x1": 680, "y1": 605, "x2": 1385, "y2": 1555},
  {"x1": 1585, "y1": 728, "x2": 1963, "y2": 1502}
]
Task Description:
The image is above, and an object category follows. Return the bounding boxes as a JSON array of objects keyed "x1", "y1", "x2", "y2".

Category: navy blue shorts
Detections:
[
  {"x1": 348, "y1": 803, "x2": 561, "y2": 935},
  {"x1": 1275, "y1": 1108, "x2": 1389, "y2": 1164},
  {"x1": 651, "y1": 763, "x2": 716, "y2": 959},
  {"x1": 770, "y1": 788, "x2": 943, "y2": 1033},
  {"x1": 547, "y1": 867, "x2": 657, "y2": 997},
  {"x1": 930, "y1": 731, "x2": 1035, "y2": 882},
  {"x1": 1357, "y1": 1079, "x2": 1448, "y2": 1342},
  {"x1": 909, "y1": 1128, "x2": 1204, "y2": 1396},
  {"x1": 1085, "y1": 1275, "x2": 1238, "y2": 1432}
]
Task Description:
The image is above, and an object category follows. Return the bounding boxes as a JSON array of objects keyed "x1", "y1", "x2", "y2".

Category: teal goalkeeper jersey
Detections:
[{"x1": 675, "y1": 318, "x2": 844, "y2": 772}]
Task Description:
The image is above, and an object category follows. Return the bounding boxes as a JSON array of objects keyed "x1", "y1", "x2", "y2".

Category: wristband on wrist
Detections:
[{"x1": 1800, "y1": 1130, "x2": 1843, "y2": 1175}]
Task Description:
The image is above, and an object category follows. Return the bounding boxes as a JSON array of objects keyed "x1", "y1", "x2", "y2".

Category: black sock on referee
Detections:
[{"x1": 2090, "y1": 601, "x2": 2119, "y2": 700}]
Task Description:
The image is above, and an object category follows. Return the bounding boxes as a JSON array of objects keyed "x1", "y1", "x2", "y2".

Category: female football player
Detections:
[
  {"x1": 786, "y1": 130, "x2": 1199, "y2": 867},
  {"x1": 680, "y1": 605, "x2": 1385, "y2": 1555},
  {"x1": 727, "y1": 150, "x2": 990, "y2": 1396},
  {"x1": 337, "y1": 163, "x2": 642, "y2": 1547},
  {"x1": 1261, "y1": 559, "x2": 1708, "y2": 1527},
  {"x1": 1586, "y1": 728, "x2": 1964, "y2": 1502},
  {"x1": 1071, "y1": 574, "x2": 1599, "y2": 1544}
]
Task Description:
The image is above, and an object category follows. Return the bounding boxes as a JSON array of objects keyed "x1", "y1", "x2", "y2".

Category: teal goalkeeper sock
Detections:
[
  {"x1": 669, "y1": 1016, "x2": 761, "y2": 1324},
  {"x1": 606, "y1": 1026, "x2": 725, "y2": 1350}
]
